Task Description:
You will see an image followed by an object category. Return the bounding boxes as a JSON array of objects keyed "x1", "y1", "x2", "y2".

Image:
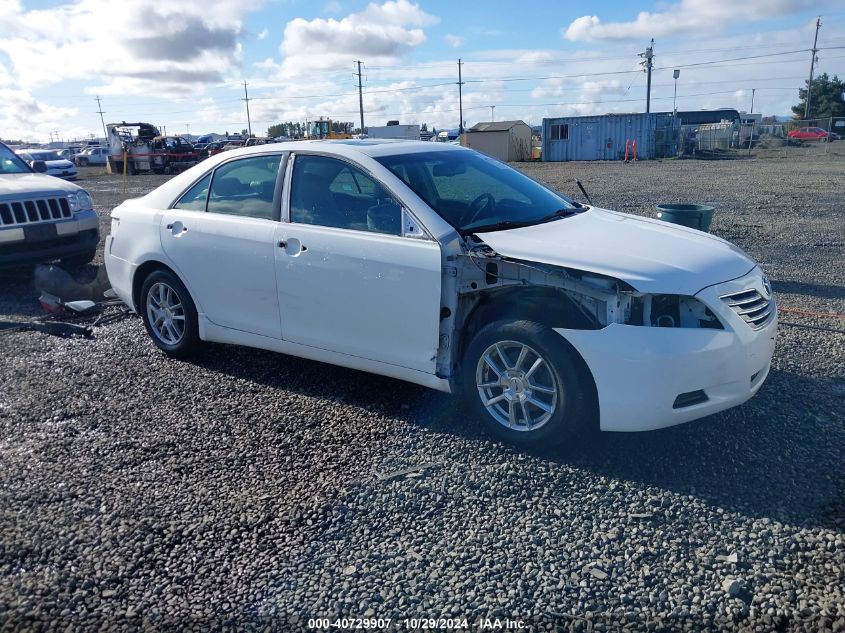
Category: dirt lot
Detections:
[{"x1": 1, "y1": 146, "x2": 843, "y2": 631}]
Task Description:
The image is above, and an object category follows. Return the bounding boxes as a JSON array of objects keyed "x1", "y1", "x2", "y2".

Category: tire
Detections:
[
  {"x1": 62, "y1": 248, "x2": 96, "y2": 269},
  {"x1": 139, "y1": 269, "x2": 200, "y2": 357},
  {"x1": 77, "y1": 158, "x2": 89, "y2": 166},
  {"x1": 163, "y1": 164, "x2": 173, "y2": 175},
  {"x1": 462, "y1": 320, "x2": 595, "y2": 448}
]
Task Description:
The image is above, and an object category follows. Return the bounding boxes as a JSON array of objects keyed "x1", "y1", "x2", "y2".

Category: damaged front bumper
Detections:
[{"x1": 556, "y1": 269, "x2": 777, "y2": 432}]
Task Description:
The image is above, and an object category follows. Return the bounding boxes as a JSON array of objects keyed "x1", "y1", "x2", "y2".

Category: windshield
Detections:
[
  {"x1": 0, "y1": 145, "x2": 32, "y2": 174},
  {"x1": 26, "y1": 150, "x2": 62, "y2": 161},
  {"x1": 375, "y1": 149, "x2": 578, "y2": 233}
]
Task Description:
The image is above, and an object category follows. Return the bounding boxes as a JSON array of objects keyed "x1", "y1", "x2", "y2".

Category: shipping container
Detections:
[{"x1": 542, "y1": 113, "x2": 679, "y2": 161}]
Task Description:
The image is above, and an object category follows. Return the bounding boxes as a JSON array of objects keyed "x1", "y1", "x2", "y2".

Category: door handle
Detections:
[
  {"x1": 166, "y1": 223, "x2": 188, "y2": 232},
  {"x1": 278, "y1": 240, "x2": 307, "y2": 251}
]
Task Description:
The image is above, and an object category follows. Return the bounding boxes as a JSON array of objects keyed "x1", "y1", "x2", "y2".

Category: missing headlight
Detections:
[{"x1": 629, "y1": 294, "x2": 723, "y2": 329}]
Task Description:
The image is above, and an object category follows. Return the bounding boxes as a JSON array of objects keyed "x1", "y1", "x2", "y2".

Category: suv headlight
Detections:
[{"x1": 67, "y1": 190, "x2": 93, "y2": 212}]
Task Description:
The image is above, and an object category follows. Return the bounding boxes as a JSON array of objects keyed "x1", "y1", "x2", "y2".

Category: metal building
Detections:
[
  {"x1": 463, "y1": 120, "x2": 532, "y2": 161},
  {"x1": 542, "y1": 113, "x2": 679, "y2": 161}
]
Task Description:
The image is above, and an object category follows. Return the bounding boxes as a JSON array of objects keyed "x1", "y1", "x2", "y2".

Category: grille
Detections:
[
  {"x1": 721, "y1": 288, "x2": 774, "y2": 330},
  {"x1": 0, "y1": 196, "x2": 72, "y2": 228}
]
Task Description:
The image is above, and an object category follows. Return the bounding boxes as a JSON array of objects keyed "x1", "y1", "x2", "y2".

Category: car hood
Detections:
[
  {"x1": 0, "y1": 172, "x2": 81, "y2": 198},
  {"x1": 45, "y1": 160, "x2": 75, "y2": 169},
  {"x1": 476, "y1": 207, "x2": 756, "y2": 295}
]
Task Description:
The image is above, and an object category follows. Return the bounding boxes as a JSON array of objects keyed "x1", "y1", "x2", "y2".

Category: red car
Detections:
[{"x1": 787, "y1": 126, "x2": 838, "y2": 141}]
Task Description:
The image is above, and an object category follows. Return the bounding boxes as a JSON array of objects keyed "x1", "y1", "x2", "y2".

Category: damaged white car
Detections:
[{"x1": 105, "y1": 141, "x2": 777, "y2": 446}]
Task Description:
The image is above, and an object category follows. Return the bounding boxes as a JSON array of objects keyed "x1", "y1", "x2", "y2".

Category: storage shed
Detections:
[
  {"x1": 463, "y1": 120, "x2": 531, "y2": 161},
  {"x1": 542, "y1": 113, "x2": 679, "y2": 161}
]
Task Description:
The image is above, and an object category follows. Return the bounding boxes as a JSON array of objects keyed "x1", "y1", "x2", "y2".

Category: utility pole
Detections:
[
  {"x1": 639, "y1": 39, "x2": 654, "y2": 113},
  {"x1": 457, "y1": 58, "x2": 465, "y2": 134},
  {"x1": 242, "y1": 81, "x2": 252, "y2": 137},
  {"x1": 489, "y1": 105, "x2": 495, "y2": 122},
  {"x1": 672, "y1": 69, "x2": 680, "y2": 114},
  {"x1": 95, "y1": 95, "x2": 108, "y2": 141},
  {"x1": 354, "y1": 60, "x2": 365, "y2": 134},
  {"x1": 805, "y1": 16, "x2": 821, "y2": 120},
  {"x1": 750, "y1": 88, "x2": 756, "y2": 114}
]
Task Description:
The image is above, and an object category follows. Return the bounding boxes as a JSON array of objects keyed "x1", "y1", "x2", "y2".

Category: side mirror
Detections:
[{"x1": 31, "y1": 160, "x2": 48, "y2": 173}]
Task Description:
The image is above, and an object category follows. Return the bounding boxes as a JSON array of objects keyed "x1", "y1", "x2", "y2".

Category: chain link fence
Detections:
[{"x1": 677, "y1": 116, "x2": 843, "y2": 158}]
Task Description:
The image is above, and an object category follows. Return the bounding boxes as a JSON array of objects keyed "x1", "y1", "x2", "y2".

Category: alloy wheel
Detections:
[
  {"x1": 146, "y1": 282, "x2": 186, "y2": 345},
  {"x1": 475, "y1": 340, "x2": 560, "y2": 431}
]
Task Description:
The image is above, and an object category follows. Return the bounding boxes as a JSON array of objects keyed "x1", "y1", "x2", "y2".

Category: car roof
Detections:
[
  {"x1": 139, "y1": 140, "x2": 469, "y2": 211},
  {"x1": 207, "y1": 139, "x2": 465, "y2": 161}
]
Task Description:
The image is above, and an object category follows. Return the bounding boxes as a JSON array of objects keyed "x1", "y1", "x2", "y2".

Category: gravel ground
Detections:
[{"x1": 1, "y1": 147, "x2": 843, "y2": 632}]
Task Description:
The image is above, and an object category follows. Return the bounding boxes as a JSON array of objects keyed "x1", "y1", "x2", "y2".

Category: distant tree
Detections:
[
  {"x1": 792, "y1": 73, "x2": 845, "y2": 120},
  {"x1": 241, "y1": 128, "x2": 249, "y2": 137},
  {"x1": 421, "y1": 122, "x2": 428, "y2": 132},
  {"x1": 267, "y1": 123, "x2": 287, "y2": 138}
]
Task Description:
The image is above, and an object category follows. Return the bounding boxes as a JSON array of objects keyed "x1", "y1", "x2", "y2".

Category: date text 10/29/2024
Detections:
[{"x1": 307, "y1": 617, "x2": 526, "y2": 630}]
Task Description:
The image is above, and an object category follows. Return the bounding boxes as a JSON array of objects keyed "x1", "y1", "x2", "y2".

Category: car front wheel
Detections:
[
  {"x1": 140, "y1": 269, "x2": 200, "y2": 357},
  {"x1": 462, "y1": 320, "x2": 594, "y2": 447}
]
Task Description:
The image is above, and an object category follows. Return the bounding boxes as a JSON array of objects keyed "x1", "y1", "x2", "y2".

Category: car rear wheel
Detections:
[
  {"x1": 140, "y1": 269, "x2": 200, "y2": 357},
  {"x1": 462, "y1": 320, "x2": 594, "y2": 447}
]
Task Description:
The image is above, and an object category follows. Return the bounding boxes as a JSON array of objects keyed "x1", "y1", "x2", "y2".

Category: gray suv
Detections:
[{"x1": 0, "y1": 142, "x2": 99, "y2": 267}]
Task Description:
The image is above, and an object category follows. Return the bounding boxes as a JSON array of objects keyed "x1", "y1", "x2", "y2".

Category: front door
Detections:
[
  {"x1": 159, "y1": 154, "x2": 284, "y2": 339},
  {"x1": 275, "y1": 153, "x2": 442, "y2": 374}
]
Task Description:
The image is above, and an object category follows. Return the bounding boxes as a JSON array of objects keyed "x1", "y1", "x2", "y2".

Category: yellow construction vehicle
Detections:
[{"x1": 309, "y1": 117, "x2": 352, "y2": 140}]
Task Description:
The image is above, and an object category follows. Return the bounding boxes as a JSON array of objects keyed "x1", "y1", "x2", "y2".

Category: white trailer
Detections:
[{"x1": 367, "y1": 124, "x2": 420, "y2": 141}]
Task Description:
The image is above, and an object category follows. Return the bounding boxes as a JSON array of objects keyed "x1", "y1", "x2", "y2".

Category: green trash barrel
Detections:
[{"x1": 655, "y1": 203, "x2": 715, "y2": 232}]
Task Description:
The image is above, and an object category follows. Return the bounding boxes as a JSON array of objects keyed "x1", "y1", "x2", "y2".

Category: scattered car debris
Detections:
[
  {"x1": 375, "y1": 463, "x2": 441, "y2": 482},
  {"x1": 34, "y1": 264, "x2": 111, "y2": 303},
  {"x1": 0, "y1": 319, "x2": 92, "y2": 338}
]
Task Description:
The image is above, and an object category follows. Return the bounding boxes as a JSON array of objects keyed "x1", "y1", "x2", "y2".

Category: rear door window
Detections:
[
  {"x1": 174, "y1": 173, "x2": 212, "y2": 211},
  {"x1": 206, "y1": 155, "x2": 283, "y2": 220}
]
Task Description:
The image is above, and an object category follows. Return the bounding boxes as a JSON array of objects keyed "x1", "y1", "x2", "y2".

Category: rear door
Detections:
[
  {"x1": 274, "y1": 153, "x2": 442, "y2": 374},
  {"x1": 159, "y1": 153, "x2": 285, "y2": 339}
]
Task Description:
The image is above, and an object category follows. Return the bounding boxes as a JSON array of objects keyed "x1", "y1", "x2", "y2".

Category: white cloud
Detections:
[
  {"x1": 258, "y1": 28, "x2": 269, "y2": 40},
  {"x1": 563, "y1": 0, "x2": 823, "y2": 41},
  {"x1": 323, "y1": 0, "x2": 343, "y2": 14},
  {"x1": 0, "y1": 0, "x2": 257, "y2": 91},
  {"x1": 444, "y1": 34, "x2": 464, "y2": 48},
  {"x1": 0, "y1": 88, "x2": 81, "y2": 142},
  {"x1": 277, "y1": 0, "x2": 439, "y2": 76}
]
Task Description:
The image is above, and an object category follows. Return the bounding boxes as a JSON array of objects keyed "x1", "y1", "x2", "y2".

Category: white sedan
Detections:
[
  {"x1": 105, "y1": 141, "x2": 777, "y2": 446},
  {"x1": 16, "y1": 149, "x2": 79, "y2": 180}
]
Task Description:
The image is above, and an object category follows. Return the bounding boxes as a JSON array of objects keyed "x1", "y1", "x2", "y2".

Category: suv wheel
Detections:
[{"x1": 462, "y1": 320, "x2": 594, "y2": 447}]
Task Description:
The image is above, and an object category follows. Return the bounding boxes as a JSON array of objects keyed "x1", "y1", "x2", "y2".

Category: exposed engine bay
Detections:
[{"x1": 436, "y1": 236, "x2": 723, "y2": 377}]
